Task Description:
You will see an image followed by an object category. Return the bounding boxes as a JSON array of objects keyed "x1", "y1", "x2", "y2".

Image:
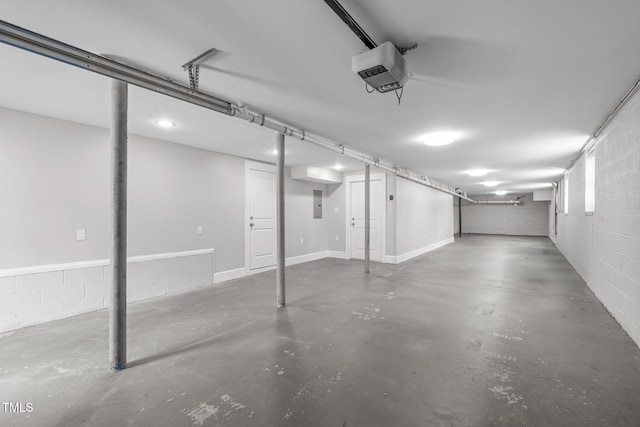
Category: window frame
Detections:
[{"x1": 585, "y1": 148, "x2": 595, "y2": 215}]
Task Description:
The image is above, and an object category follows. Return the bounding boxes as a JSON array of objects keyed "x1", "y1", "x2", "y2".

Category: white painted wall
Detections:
[
  {"x1": 326, "y1": 171, "x2": 453, "y2": 261},
  {"x1": 395, "y1": 177, "x2": 454, "y2": 261},
  {"x1": 386, "y1": 173, "x2": 398, "y2": 257},
  {"x1": 0, "y1": 107, "x2": 246, "y2": 272},
  {"x1": 460, "y1": 193, "x2": 549, "y2": 236},
  {"x1": 327, "y1": 182, "x2": 346, "y2": 253},
  {"x1": 0, "y1": 107, "x2": 332, "y2": 332},
  {"x1": 331, "y1": 170, "x2": 398, "y2": 258},
  {"x1": 553, "y1": 87, "x2": 640, "y2": 348},
  {"x1": 548, "y1": 186, "x2": 558, "y2": 243},
  {"x1": 453, "y1": 197, "x2": 461, "y2": 235},
  {"x1": 285, "y1": 170, "x2": 329, "y2": 258}
]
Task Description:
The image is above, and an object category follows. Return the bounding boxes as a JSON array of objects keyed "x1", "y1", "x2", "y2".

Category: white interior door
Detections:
[
  {"x1": 248, "y1": 167, "x2": 276, "y2": 270},
  {"x1": 349, "y1": 179, "x2": 382, "y2": 261}
]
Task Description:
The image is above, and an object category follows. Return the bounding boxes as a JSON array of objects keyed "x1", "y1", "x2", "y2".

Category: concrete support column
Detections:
[
  {"x1": 364, "y1": 163, "x2": 370, "y2": 274},
  {"x1": 109, "y1": 80, "x2": 128, "y2": 370},
  {"x1": 458, "y1": 198, "x2": 462, "y2": 238},
  {"x1": 276, "y1": 132, "x2": 286, "y2": 307}
]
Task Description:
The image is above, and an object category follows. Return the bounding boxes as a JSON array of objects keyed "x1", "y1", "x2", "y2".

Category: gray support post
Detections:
[
  {"x1": 364, "y1": 164, "x2": 370, "y2": 274},
  {"x1": 276, "y1": 133, "x2": 286, "y2": 307},
  {"x1": 109, "y1": 80, "x2": 128, "y2": 370},
  {"x1": 458, "y1": 197, "x2": 462, "y2": 238}
]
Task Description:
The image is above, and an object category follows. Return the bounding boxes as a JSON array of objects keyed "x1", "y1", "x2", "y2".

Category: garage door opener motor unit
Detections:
[{"x1": 352, "y1": 41, "x2": 408, "y2": 93}]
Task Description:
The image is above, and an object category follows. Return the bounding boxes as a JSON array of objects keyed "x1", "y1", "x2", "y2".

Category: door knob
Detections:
[{"x1": 250, "y1": 223, "x2": 255, "y2": 227}]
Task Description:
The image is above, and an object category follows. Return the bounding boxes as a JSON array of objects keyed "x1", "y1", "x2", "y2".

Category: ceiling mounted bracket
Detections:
[
  {"x1": 182, "y1": 48, "x2": 219, "y2": 91},
  {"x1": 187, "y1": 64, "x2": 200, "y2": 90},
  {"x1": 396, "y1": 44, "x2": 418, "y2": 56}
]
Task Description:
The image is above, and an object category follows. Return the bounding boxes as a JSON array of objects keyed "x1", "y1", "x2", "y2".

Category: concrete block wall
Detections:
[
  {"x1": 554, "y1": 86, "x2": 640, "y2": 347},
  {"x1": 461, "y1": 193, "x2": 549, "y2": 236},
  {"x1": 556, "y1": 158, "x2": 593, "y2": 281},
  {"x1": 0, "y1": 251, "x2": 214, "y2": 333}
]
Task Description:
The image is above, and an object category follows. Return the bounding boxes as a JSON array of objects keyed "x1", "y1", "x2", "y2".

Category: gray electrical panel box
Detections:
[{"x1": 313, "y1": 190, "x2": 322, "y2": 219}]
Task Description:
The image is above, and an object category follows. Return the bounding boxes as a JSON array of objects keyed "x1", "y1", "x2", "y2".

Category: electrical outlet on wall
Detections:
[
  {"x1": 334, "y1": 207, "x2": 339, "y2": 213},
  {"x1": 300, "y1": 237, "x2": 304, "y2": 244},
  {"x1": 76, "y1": 229, "x2": 86, "y2": 241},
  {"x1": 197, "y1": 225, "x2": 203, "y2": 234},
  {"x1": 335, "y1": 235, "x2": 339, "y2": 241}
]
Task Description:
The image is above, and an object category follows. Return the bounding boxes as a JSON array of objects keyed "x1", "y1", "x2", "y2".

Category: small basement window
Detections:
[
  {"x1": 563, "y1": 175, "x2": 569, "y2": 214},
  {"x1": 585, "y1": 149, "x2": 595, "y2": 214}
]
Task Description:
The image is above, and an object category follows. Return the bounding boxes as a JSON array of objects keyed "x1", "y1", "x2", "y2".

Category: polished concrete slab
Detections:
[{"x1": 1, "y1": 235, "x2": 639, "y2": 426}]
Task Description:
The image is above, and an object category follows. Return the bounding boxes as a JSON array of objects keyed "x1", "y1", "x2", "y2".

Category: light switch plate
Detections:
[
  {"x1": 334, "y1": 207, "x2": 339, "y2": 213},
  {"x1": 197, "y1": 226, "x2": 203, "y2": 234},
  {"x1": 76, "y1": 229, "x2": 86, "y2": 241}
]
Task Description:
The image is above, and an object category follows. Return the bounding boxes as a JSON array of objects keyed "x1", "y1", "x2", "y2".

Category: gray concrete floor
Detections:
[{"x1": 1, "y1": 235, "x2": 640, "y2": 426}]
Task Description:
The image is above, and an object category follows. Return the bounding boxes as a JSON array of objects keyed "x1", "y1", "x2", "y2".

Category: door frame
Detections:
[
  {"x1": 345, "y1": 172, "x2": 386, "y2": 261},
  {"x1": 245, "y1": 160, "x2": 277, "y2": 273}
]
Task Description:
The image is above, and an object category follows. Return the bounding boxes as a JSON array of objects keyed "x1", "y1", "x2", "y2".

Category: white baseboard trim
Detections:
[
  {"x1": 129, "y1": 249, "x2": 213, "y2": 263},
  {"x1": 285, "y1": 251, "x2": 328, "y2": 267},
  {"x1": 326, "y1": 251, "x2": 348, "y2": 260},
  {"x1": 214, "y1": 250, "x2": 345, "y2": 284},
  {"x1": 0, "y1": 248, "x2": 215, "y2": 278},
  {"x1": 382, "y1": 255, "x2": 397, "y2": 264},
  {"x1": 387, "y1": 237, "x2": 454, "y2": 264},
  {"x1": 213, "y1": 267, "x2": 246, "y2": 284}
]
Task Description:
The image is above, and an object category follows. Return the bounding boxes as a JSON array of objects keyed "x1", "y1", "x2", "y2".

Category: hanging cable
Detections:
[
  {"x1": 395, "y1": 87, "x2": 404, "y2": 105},
  {"x1": 365, "y1": 82, "x2": 375, "y2": 94}
]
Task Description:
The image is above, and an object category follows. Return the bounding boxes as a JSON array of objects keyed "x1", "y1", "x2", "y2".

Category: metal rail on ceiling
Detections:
[{"x1": 0, "y1": 18, "x2": 499, "y2": 204}]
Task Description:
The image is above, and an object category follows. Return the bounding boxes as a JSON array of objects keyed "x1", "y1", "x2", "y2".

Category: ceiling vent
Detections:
[{"x1": 352, "y1": 42, "x2": 408, "y2": 93}]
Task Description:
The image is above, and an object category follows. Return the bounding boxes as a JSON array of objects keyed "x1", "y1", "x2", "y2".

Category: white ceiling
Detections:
[{"x1": 1, "y1": 0, "x2": 639, "y2": 195}]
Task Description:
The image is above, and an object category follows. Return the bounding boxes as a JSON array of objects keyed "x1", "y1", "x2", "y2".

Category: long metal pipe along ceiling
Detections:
[
  {"x1": 0, "y1": 19, "x2": 484, "y2": 203},
  {"x1": 0, "y1": 20, "x2": 232, "y2": 115},
  {"x1": 232, "y1": 104, "x2": 478, "y2": 203},
  {"x1": 475, "y1": 200, "x2": 521, "y2": 205}
]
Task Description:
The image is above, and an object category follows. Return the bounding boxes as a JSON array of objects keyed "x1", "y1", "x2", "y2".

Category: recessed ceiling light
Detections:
[
  {"x1": 334, "y1": 164, "x2": 344, "y2": 170},
  {"x1": 269, "y1": 149, "x2": 278, "y2": 155},
  {"x1": 419, "y1": 131, "x2": 460, "y2": 146},
  {"x1": 483, "y1": 181, "x2": 500, "y2": 187},
  {"x1": 495, "y1": 190, "x2": 508, "y2": 195},
  {"x1": 467, "y1": 169, "x2": 489, "y2": 177},
  {"x1": 155, "y1": 119, "x2": 175, "y2": 128}
]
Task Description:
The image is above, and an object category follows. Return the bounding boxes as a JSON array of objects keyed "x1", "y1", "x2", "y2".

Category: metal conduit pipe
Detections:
[
  {"x1": 0, "y1": 20, "x2": 232, "y2": 116},
  {"x1": 475, "y1": 200, "x2": 521, "y2": 205},
  {"x1": 233, "y1": 104, "x2": 477, "y2": 203},
  {"x1": 0, "y1": 19, "x2": 478, "y2": 204}
]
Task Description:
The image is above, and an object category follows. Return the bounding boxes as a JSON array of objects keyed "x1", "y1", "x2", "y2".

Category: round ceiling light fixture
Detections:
[
  {"x1": 419, "y1": 131, "x2": 460, "y2": 146},
  {"x1": 483, "y1": 181, "x2": 500, "y2": 187},
  {"x1": 495, "y1": 190, "x2": 508, "y2": 195},
  {"x1": 155, "y1": 119, "x2": 175, "y2": 128},
  {"x1": 466, "y1": 169, "x2": 489, "y2": 177},
  {"x1": 334, "y1": 164, "x2": 344, "y2": 170}
]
